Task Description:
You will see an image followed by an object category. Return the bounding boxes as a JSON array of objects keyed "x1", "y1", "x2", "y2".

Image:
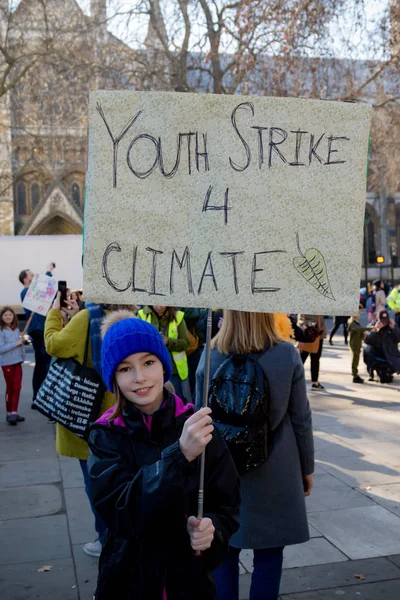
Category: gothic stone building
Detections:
[{"x1": 0, "y1": 0, "x2": 399, "y2": 280}]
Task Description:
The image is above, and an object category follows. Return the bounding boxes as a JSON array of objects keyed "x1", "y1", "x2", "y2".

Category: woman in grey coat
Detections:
[{"x1": 196, "y1": 310, "x2": 314, "y2": 600}]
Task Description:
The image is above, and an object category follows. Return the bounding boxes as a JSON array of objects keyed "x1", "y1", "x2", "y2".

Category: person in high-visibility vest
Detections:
[
  {"x1": 137, "y1": 306, "x2": 190, "y2": 400},
  {"x1": 387, "y1": 283, "x2": 400, "y2": 327}
]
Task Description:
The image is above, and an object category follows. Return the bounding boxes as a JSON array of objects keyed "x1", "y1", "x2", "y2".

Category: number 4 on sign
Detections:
[{"x1": 202, "y1": 185, "x2": 231, "y2": 225}]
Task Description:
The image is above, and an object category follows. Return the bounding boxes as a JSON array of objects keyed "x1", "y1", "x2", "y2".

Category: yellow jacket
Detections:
[{"x1": 44, "y1": 308, "x2": 114, "y2": 461}]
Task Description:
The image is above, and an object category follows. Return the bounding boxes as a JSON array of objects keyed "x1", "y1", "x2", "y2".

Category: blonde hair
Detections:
[{"x1": 212, "y1": 310, "x2": 283, "y2": 355}]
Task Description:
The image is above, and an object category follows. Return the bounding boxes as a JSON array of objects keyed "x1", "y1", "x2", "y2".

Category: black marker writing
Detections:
[
  {"x1": 146, "y1": 247, "x2": 166, "y2": 296},
  {"x1": 289, "y1": 129, "x2": 308, "y2": 166},
  {"x1": 202, "y1": 185, "x2": 231, "y2": 225},
  {"x1": 251, "y1": 250, "x2": 287, "y2": 294},
  {"x1": 325, "y1": 136, "x2": 350, "y2": 165},
  {"x1": 219, "y1": 252, "x2": 244, "y2": 294},
  {"x1": 229, "y1": 102, "x2": 254, "y2": 172},
  {"x1": 97, "y1": 103, "x2": 142, "y2": 188},
  {"x1": 102, "y1": 242, "x2": 131, "y2": 292},
  {"x1": 198, "y1": 251, "x2": 218, "y2": 294},
  {"x1": 170, "y1": 247, "x2": 194, "y2": 295}
]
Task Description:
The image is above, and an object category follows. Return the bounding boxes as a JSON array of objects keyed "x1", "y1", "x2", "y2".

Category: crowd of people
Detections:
[{"x1": 1, "y1": 266, "x2": 400, "y2": 599}]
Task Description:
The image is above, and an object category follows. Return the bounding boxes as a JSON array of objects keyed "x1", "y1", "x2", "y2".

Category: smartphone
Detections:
[{"x1": 58, "y1": 281, "x2": 67, "y2": 308}]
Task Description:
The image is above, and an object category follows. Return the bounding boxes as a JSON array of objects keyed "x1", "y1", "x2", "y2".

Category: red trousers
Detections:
[{"x1": 2, "y1": 363, "x2": 23, "y2": 413}]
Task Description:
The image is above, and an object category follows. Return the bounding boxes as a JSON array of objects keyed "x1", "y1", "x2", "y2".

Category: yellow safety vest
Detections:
[
  {"x1": 138, "y1": 310, "x2": 189, "y2": 381},
  {"x1": 387, "y1": 287, "x2": 400, "y2": 312}
]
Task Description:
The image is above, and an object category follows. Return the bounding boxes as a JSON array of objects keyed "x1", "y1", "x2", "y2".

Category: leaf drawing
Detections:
[{"x1": 293, "y1": 233, "x2": 335, "y2": 300}]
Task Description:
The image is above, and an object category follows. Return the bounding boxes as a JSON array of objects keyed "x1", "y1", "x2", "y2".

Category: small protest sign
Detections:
[
  {"x1": 22, "y1": 274, "x2": 57, "y2": 317},
  {"x1": 83, "y1": 91, "x2": 371, "y2": 315}
]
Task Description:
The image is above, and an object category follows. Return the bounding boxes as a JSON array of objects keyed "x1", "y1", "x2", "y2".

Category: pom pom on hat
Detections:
[{"x1": 101, "y1": 312, "x2": 172, "y2": 392}]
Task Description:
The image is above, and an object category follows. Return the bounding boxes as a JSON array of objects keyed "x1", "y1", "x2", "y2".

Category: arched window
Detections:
[
  {"x1": 71, "y1": 183, "x2": 81, "y2": 207},
  {"x1": 31, "y1": 184, "x2": 41, "y2": 211},
  {"x1": 16, "y1": 182, "x2": 27, "y2": 215}
]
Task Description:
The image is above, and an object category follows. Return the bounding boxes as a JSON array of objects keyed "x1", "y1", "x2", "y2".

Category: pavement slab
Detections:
[
  {"x1": 352, "y1": 441, "x2": 400, "y2": 467},
  {"x1": 65, "y1": 487, "x2": 97, "y2": 545},
  {"x1": 0, "y1": 515, "x2": 70, "y2": 565},
  {"x1": 240, "y1": 539, "x2": 348, "y2": 573},
  {"x1": 0, "y1": 456, "x2": 61, "y2": 488},
  {"x1": 359, "y1": 483, "x2": 400, "y2": 518},
  {"x1": 0, "y1": 484, "x2": 62, "y2": 520},
  {"x1": 0, "y1": 558, "x2": 78, "y2": 600},
  {"x1": 387, "y1": 555, "x2": 400, "y2": 569},
  {"x1": 306, "y1": 473, "x2": 375, "y2": 513},
  {"x1": 316, "y1": 454, "x2": 400, "y2": 487},
  {"x1": 279, "y1": 557, "x2": 400, "y2": 595},
  {"x1": 280, "y1": 579, "x2": 400, "y2": 598},
  {"x1": 0, "y1": 432, "x2": 57, "y2": 463},
  {"x1": 59, "y1": 456, "x2": 86, "y2": 489},
  {"x1": 72, "y1": 544, "x2": 98, "y2": 600},
  {"x1": 283, "y1": 539, "x2": 349, "y2": 569},
  {"x1": 309, "y1": 505, "x2": 400, "y2": 560}
]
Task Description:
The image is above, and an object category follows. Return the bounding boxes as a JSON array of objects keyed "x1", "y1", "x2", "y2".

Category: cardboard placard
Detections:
[
  {"x1": 22, "y1": 273, "x2": 57, "y2": 316},
  {"x1": 84, "y1": 91, "x2": 371, "y2": 315}
]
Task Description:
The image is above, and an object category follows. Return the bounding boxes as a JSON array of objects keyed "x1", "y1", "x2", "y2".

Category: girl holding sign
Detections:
[
  {"x1": 0, "y1": 307, "x2": 25, "y2": 425},
  {"x1": 87, "y1": 312, "x2": 240, "y2": 600}
]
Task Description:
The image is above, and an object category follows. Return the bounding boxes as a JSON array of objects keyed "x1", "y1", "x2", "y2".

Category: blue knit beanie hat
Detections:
[{"x1": 101, "y1": 317, "x2": 172, "y2": 392}]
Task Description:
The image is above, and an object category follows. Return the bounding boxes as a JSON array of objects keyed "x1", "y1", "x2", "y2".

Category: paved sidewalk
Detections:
[{"x1": 1, "y1": 341, "x2": 400, "y2": 599}]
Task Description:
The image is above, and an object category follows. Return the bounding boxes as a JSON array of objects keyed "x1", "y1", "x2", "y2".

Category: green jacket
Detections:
[
  {"x1": 348, "y1": 318, "x2": 369, "y2": 352},
  {"x1": 138, "y1": 307, "x2": 189, "y2": 377}
]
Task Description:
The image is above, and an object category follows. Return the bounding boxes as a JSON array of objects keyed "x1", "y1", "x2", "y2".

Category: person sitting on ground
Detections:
[
  {"x1": 348, "y1": 304, "x2": 370, "y2": 384},
  {"x1": 364, "y1": 310, "x2": 400, "y2": 382}
]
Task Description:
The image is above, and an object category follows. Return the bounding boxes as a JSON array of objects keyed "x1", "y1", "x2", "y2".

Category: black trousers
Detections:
[
  {"x1": 30, "y1": 330, "x2": 51, "y2": 399},
  {"x1": 301, "y1": 339, "x2": 323, "y2": 382},
  {"x1": 329, "y1": 317, "x2": 349, "y2": 343}
]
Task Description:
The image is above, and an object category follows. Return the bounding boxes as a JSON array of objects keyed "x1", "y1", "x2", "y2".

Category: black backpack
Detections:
[{"x1": 208, "y1": 353, "x2": 269, "y2": 475}]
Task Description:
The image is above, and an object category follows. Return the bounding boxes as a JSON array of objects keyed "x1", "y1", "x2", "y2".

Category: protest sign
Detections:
[
  {"x1": 22, "y1": 273, "x2": 57, "y2": 316},
  {"x1": 84, "y1": 91, "x2": 371, "y2": 315}
]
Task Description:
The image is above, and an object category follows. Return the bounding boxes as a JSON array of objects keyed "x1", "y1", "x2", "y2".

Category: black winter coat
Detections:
[
  {"x1": 364, "y1": 324, "x2": 400, "y2": 373},
  {"x1": 87, "y1": 391, "x2": 240, "y2": 600}
]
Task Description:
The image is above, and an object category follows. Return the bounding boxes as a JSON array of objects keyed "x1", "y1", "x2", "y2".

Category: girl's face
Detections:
[
  {"x1": 115, "y1": 352, "x2": 164, "y2": 415},
  {"x1": 2, "y1": 311, "x2": 14, "y2": 326},
  {"x1": 153, "y1": 306, "x2": 166, "y2": 316}
]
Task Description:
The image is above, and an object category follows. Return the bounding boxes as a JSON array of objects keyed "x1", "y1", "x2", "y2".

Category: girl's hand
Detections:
[
  {"x1": 15, "y1": 338, "x2": 23, "y2": 347},
  {"x1": 52, "y1": 291, "x2": 61, "y2": 310},
  {"x1": 303, "y1": 474, "x2": 313, "y2": 497},
  {"x1": 179, "y1": 407, "x2": 213, "y2": 462},
  {"x1": 162, "y1": 334, "x2": 169, "y2": 346},
  {"x1": 186, "y1": 516, "x2": 215, "y2": 552}
]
